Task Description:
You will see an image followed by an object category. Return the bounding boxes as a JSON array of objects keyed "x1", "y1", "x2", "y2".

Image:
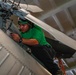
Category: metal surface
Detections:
[
  {"x1": 0, "y1": 1, "x2": 76, "y2": 50},
  {"x1": 0, "y1": 29, "x2": 51, "y2": 75}
]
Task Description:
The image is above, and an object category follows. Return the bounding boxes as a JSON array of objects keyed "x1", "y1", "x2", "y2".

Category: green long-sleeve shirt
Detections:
[{"x1": 20, "y1": 25, "x2": 51, "y2": 46}]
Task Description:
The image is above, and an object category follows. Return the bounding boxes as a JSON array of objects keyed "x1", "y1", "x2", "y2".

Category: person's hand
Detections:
[{"x1": 11, "y1": 33, "x2": 20, "y2": 42}]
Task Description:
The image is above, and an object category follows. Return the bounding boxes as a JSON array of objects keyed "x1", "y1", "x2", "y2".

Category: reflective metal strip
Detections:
[
  {"x1": 0, "y1": 53, "x2": 9, "y2": 66},
  {"x1": 17, "y1": 66, "x2": 25, "y2": 75}
]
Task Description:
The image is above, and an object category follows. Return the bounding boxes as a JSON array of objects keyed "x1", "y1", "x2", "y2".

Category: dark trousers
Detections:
[{"x1": 29, "y1": 45, "x2": 60, "y2": 75}]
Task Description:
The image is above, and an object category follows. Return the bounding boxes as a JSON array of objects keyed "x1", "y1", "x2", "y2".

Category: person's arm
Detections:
[
  {"x1": 11, "y1": 33, "x2": 20, "y2": 42},
  {"x1": 22, "y1": 38, "x2": 39, "y2": 46},
  {"x1": 11, "y1": 33, "x2": 39, "y2": 45}
]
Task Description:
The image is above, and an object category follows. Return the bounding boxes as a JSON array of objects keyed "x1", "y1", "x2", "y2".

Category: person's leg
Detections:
[{"x1": 31, "y1": 45, "x2": 60, "y2": 75}]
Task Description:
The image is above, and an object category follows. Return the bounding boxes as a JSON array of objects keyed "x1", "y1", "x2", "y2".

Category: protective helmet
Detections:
[{"x1": 18, "y1": 18, "x2": 34, "y2": 28}]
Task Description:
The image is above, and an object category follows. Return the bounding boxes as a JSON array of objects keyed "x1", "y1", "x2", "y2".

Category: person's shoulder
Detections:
[{"x1": 34, "y1": 24, "x2": 42, "y2": 30}]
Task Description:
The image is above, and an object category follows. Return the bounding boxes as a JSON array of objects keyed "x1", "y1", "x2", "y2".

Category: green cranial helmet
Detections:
[
  {"x1": 18, "y1": 19, "x2": 28, "y2": 25},
  {"x1": 18, "y1": 18, "x2": 34, "y2": 28}
]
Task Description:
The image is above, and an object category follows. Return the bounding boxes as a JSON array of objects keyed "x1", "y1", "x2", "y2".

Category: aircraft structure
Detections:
[
  {"x1": 0, "y1": 0, "x2": 76, "y2": 50},
  {"x1": 0, "y1": 0, "x2": 76, "y2": 75},
  {"x1": 0, "y1": 0, "x2": 52, "y2": 75}
]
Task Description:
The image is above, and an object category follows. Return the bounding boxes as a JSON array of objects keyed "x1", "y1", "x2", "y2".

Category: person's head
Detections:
[{"x1": 18, "y1": 18, "x2": 34, "y2": 32}]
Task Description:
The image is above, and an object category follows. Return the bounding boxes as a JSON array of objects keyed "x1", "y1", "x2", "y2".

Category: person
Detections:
[{"x1": 11, "y1": 18, "x2": 63, "y2": 75}]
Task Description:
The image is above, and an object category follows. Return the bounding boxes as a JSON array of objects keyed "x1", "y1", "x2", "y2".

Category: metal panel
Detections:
[
  {"x1": 0, "y1": 30, "x2": 51, "y2": 75},
  {"x1": 56, "y1": 10, "x2": 73, "y2": 32},
  {"x1": 68, "y1": 4, "x2": 76, "y2": 25},
  {"x1": 8, "y1": 61, "x2": 24, "y2": 75},
  {"x1": 39, "y1": 0, "x2": 76, "y2": 20},
  {"x1": 37, "y1": 0, "x2": 53, "y2": 12},
  {"x1": 21, "y1": 67, "x2": 34, "y2": 75},
  {"x1": 54, "y1": 0, "x2": 71, "y2": 6},
  {"x1": 0, "y1": 54, "x2": 16, "y2": 75},
  {"x1": 0, "y1": 46, "x2": 9, "y2": 66},
  {"x1": 44, "y1": 16, "x2": 61, "y2": 31}
]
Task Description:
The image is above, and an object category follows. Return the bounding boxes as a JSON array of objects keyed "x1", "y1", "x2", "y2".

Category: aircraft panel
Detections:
[
  {"x1": 0, "y1": 29, "x2": 51, "y2": 75},
  {"x1": 8, "y1": 61, "x2": 24, "y2": 75},
  {"x1": 0, "y1": 54, "x2": 16, "y2": 75}
]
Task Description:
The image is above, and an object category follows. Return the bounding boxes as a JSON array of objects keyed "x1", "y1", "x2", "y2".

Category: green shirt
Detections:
[{"x1": 20, "y1": 25, "x2": 51, "y2": 46}]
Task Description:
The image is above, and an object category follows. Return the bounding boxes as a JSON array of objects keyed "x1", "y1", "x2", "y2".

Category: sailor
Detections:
[{"x1": 11, "y1": 18, "x2": 63, "y2": 75}]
